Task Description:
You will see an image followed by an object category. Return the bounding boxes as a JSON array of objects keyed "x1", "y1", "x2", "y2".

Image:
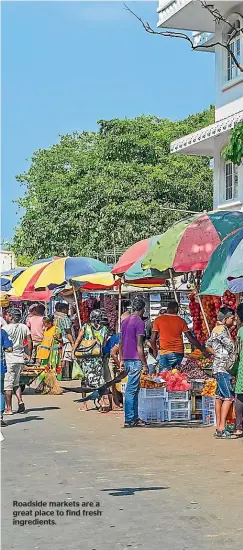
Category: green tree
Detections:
[
  {"x1": 13, "y1": 108, "x2": 214, "y2": 262},
  {"x1": 222, "y1": 122, "x2": 243, "y2": 166}
]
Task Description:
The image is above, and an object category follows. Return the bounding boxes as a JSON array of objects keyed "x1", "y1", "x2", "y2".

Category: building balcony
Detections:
[
  {"x1": 170, "y1": 110, "x2": 243, "y2": 156},
  {"x1": 157, "y1": 0, "x2": 238, "y2": 32}
]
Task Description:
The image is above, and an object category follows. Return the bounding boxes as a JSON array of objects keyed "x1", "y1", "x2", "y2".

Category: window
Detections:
[
  {"x1": 227, "y1": 19, "x2": 242, "y2": 81},
  {"x1": 225, "y1": 161, "x2": 238, "y2": 201}
]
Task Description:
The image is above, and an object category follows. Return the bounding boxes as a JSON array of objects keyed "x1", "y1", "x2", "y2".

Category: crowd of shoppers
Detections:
[{"x1": 1, "y1": 296, "x2": 243, "y2": 436}]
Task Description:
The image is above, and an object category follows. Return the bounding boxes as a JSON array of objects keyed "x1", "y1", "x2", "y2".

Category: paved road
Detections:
[{"x1": 1, "y1": 386, "x2": 242, "y2": 550}]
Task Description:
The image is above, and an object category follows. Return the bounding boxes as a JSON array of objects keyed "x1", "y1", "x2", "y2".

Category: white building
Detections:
[{"x1": 158, "y1": 0, "x2": 243, "y2": 211}]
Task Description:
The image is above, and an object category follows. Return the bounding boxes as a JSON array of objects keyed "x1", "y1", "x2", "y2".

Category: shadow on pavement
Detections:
[
  {"x1": 25, "y1": 407, "x2": 60, "y2": 412},
  {"x1": 101, "y1": 486, "x2": 170, "y2": 496},
  {"x1": 4, "y1": 415, "x2": 44, "y2": 425},
  {"x1": 145, "y1": 421, "x2": 205, "y2": 429}
]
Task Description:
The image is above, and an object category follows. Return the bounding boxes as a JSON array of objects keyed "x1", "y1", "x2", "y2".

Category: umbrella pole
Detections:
[
  {"x1": 118, "y1": 278, "x2": 122, "y2": 332},
  {"x1": 73, "y1": 286, "x2": 82, "y2": 329},
  {"x1": 191, "y1": 273, "x2": 210, "y2": 336},
  {"x1": 169, "y1": 269, "x2": 178, "y2": 303}
]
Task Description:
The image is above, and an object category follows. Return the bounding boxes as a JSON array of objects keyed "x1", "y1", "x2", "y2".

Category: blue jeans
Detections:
[
  {"x1": 124, "y1": 360, "x2": 142, "y2": 423},
  {"x1": 215, "y1": 372, "x2": 234, "y2": 401},
  {"x1": 1, "y1": 374, "x2": 5, "y2": 418},
  {"x1": 159, "y1": 352, "x2": 184, "y2": 372}
]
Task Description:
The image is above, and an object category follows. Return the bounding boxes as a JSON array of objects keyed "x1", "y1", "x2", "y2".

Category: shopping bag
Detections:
[{"x1": 72, "y1": 360, "x2": 85, "y2": 381}]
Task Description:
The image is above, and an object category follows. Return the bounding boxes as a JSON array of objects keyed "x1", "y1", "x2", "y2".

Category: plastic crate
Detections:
[
  {"x1": 138, "y1": 397, "x2": 165, "y2": 423},
  {"x1": 165, "y1": 408, "x2": 191, "y2": 422},
  {"x1": 166, "y1": 391, "x2": 189, "y2": 401},
  {"x1": 139, "y1": 387, "x2": 166, "y2": 399},
  {"x1": 202, "y1": 396, "x2": 215, "y2": 410},
  {"x1": 165, "y1": 400, "x2": 190, "y2": 411},
  {"x1": 202, "y1": 409, "x2": 216, "y2": 426}
]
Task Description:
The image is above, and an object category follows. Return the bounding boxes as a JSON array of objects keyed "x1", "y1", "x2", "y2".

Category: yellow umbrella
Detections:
[
  {"x1": 71, "y1": 272, "x2": 116, "y2": 289},
  {"x1": 12, "y1": 262, "x2": 50, "y2": 296}
]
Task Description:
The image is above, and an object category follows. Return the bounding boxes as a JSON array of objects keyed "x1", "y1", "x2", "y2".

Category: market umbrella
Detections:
[
  {"x1": 71, "y1": 272, "x2": 118, "y2": 290},
  {"x1": 200, "y1": 228, "x2": 243, "y2": 296},
  {"x1": 0, "y1": 268, "x2": 26, "y2": 291},
  {"x1": 142, "y1": 211, "x2": 243, "y2": 275},
  {"x1": 112, "y1": 238, "x2": 152, "y2": 275},
  {"x1": 12, "y1": 261, "x2": 54, "y2": 296},
  {"x1": 34, "y1": 257, "x2": 111, "y2": 289},
  {"x1": 112, "y1": 236, "x2": 166, "y2": 284}
]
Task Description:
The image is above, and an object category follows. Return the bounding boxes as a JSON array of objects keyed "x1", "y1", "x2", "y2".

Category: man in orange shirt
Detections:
[{"x1": 151, "y1": 301, "x2": 209, "y2": 371}]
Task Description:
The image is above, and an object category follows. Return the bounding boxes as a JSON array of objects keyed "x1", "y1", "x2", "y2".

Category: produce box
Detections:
[
  {"x1": 166, "y1": 391, "x2": 189, "y2": 401},
  {"x1": 140, "y1": 387, "x2": 166, "y2": 399},
  {"x1": 138, "y1": 396, "x2": 165, "y2": 423},
  {"x1": 202, "y1": 396, "x2": 216, "y2": 425},
  {"x1": 166, "y1": 400, "x2": 190, "y2": 411},
  {"x1": 165, "y1": 408, "x2": 191, "y2": 422}
]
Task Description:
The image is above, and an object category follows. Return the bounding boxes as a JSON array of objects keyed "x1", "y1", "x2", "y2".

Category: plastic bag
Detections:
[{"x1": 72, "y1": 360, "x2": 85, "y2": 381}]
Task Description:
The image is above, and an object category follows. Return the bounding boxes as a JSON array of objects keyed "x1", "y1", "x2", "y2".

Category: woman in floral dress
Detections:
[{"x1": 73, "y1": 310, "x2": 108, "y2": 410}]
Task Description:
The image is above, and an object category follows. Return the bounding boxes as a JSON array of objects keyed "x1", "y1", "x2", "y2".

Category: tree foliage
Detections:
[
  {"x1": 12, "y1": 108, "x2": 214, "y2": 262},
  {"x1": 222, "y1": 122, "x2": 243, "y2": 166}
]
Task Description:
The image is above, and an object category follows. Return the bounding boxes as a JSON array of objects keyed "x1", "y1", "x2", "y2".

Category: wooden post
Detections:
[
  {"x1": 73, "y1": 286, "x2": 82, "y2": 329},
  {"x1": 197, "y1": 293, "x2": 210, "y2": 336},
  {"x1": 169, "y1": 269, "x2": 178, "y2": 303},
  {"x1": 118, "y1": 278, "x2": 122, "y2": 332}
]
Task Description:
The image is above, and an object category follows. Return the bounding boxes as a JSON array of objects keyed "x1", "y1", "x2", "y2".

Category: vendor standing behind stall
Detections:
[{"x1": 151, "y1": 301, "x2": 209, "y2": 371}]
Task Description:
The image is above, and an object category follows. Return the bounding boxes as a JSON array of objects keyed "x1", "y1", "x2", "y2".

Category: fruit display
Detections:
[
  {"x1": 140, "y1": 374, "x2": 165, "y2": 388},
  {"x1": 189, "y1": 289, "x2": 237, "y2": 344},
  {"x1": 222, "y1": 290, "x2": 236, "y2": 310},
  {"x1": 201, "y1": 379, "x2": 217, "y2": 396},
  {"x1": 158, "y1": 369, "x2": 191, "y2": 391},
  {"x1": 178, "y1": 358, "x2": 209, "y2": 381}
]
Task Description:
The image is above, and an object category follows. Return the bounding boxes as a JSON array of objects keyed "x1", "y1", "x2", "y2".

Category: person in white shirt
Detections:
[{"x1": 4, "y1": 308, "x2": 32, "y2": 415}]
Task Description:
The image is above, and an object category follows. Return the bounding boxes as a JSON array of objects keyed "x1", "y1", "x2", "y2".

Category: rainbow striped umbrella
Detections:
[{"x1": 12, "y1": 257, "x2": 110, "y2": 295}]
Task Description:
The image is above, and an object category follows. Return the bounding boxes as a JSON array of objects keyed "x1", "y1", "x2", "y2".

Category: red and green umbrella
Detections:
[
  {"x1": 112, "y1": 236, "x2": 166, "y2": 285},
  {"x1": 142, "y1": 211, "x2": 243, "y2": 275},
  {"x1": 200, "y1": 228, "x2": 243, "y2": 296}
]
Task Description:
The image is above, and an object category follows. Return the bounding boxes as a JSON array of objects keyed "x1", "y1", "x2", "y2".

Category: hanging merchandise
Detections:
[
  {"x1": 80, "y1": 300, "x2": 89, "y2": 324},
  {"x1": 189, "y1": 290, "x2": 237, "y2": 344},
  {"x1": 104, "y1": 295, "x2": 118, "y2": 331}
]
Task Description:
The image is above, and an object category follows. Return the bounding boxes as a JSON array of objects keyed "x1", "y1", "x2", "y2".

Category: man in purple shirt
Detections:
[{"x1": 120, "y1": 297, "x2": 148, "y2": 427}]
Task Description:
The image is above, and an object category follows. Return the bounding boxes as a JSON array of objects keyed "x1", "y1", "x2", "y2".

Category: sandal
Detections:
[
  {"x1": 214, "y1": 429, "x2": 231, "y2": 439},
  {"x1": 133, "y1": 418, "x2": 148, "y2": 427},
  {"x1": 123, "y1": 422, "x2": 135, "y2": 428}
]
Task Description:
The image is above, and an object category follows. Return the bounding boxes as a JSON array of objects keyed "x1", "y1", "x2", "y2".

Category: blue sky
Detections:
[{"x1": 2, "y1": 1, "x2": 214, "y2": 240}]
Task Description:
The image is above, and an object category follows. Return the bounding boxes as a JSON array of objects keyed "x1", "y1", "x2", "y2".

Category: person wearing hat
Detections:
[
  {"x1": 206, "y1": 306, "x2": 236, "y2": 439},
  {"x1": 4, "y1": 308, "x2": 32, "y2": 415}
]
